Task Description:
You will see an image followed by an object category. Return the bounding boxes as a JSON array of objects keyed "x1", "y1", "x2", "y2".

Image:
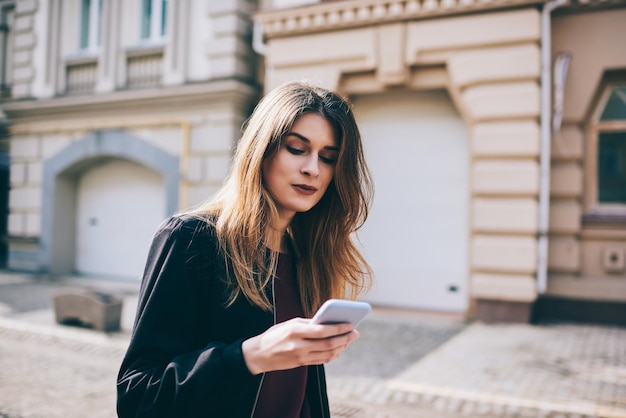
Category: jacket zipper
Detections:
[{"x1": 249, "y1": 275, "x2": 277, "y2": 418}]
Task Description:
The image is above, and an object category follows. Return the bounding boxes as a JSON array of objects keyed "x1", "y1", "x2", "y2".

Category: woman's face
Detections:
[{"x1": 263, "y1": 112, "x2": 339, "y2": 223}]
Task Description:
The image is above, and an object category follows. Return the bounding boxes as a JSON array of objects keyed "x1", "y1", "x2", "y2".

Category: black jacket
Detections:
[{"x1": 116, "y1": 215, "x2": 330, "y2": 418}]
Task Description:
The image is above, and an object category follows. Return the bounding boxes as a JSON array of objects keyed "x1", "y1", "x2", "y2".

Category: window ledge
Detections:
[
  {"x1": 63, "y1": 52, "x2": 99, "y2": 66},
  {"x1": 582, "y1": 211, "x2": 626, "y2": 227},
  {"x1": 125, "y1": 43, "x2": 165, "y2": 58}
]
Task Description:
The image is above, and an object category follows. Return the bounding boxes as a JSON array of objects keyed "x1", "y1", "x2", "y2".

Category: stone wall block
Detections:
[
  {"x1": 473, "y1": 235, "x2": 538, "y2": 274},
  {"x1": 8, "y1": 213, "x2": 24, "y2": 236},
  {"x1": 448, "y1": 44, "x2": 540, "y2": 88},
  {"x1": 405, "y1": 9, "x2": 540, "y2": 63},
  {"x1": 27, "y1": 162, "x2": 42, "y2": 184},
  {"x1": 471, "y1": 273, "x2": 537, "y2": 302},
  {"x1": 14, "y1": 15, "x2": 34, "y2": 32},
  {"x1": 212, "y1": 13, "x2": 249, "y2": 37},
  {"x1": 11, "y1": 137, "x2": 40, "y2": 159},
  {"x1": 462, "y1": 82, "x2": 540, "y2": 121},
  {"x1": 41, "y1": 135, "x2": 73, "y2": 159},
  {"x1": 25, "y1": 213, "x2": 40, "y2": 236},
  {"x1": 206, "y1": 36, "x2": 248, "y2": 57},
  {"x1": 472, "y1": 160, "x2": 539, "y2": 195},
  {"x1": 14, "y1": 32, "x2": 36, "y2": 50},
  {"x1": 186, "y1": 185, "x2": 218, "y2": 208},
  {"x1": 208, "y1": 0, "x2": 247, "y2": 16},
  {"x1": 551, "y1": 125, "x2": 584, "y2": 161},
  {"x1": 548, "y1": 237, "x2": 580, "y2": 273},
  {"x1": 11, "y1": 83, "x2": 31, "y2": 98},
  {"x1": 549, "y1": 200, "x2": 581, "y2": 234},
  {"x1": 16, "y1": 0, "x2": 38, "y2": 14},
  {"x1": 14, "y1": 50, "x2": 32, "y2": 66},
  {"x1": 210, "y1": 56, "x2": 251, "y2": 80},
  {"x1": 190, "y1": 124, "x2": 235, "y2": 153},
  {"x1": 187, "y1": 157, "x2": 204, "y2": 182},
  {"x1": 9, "y1": 188, "x2": 41, "y2": 210},
  {"x1": 473, "y1": 198, "x2": 538, "y2": 233},
  {"x1": 205, "y1": 155, "x2": 231, "y2": 182},
  {"x1": 12, "y1": 66, "x2": 35, "y2": 83},
  {"x1": 130, "y1": 128, "x2": 181, "y2": 156},
  {"x1": 550, "y1": 162, "x2": 583, "y2": 197},
  {"x1": 268, "y1": 28, "x2": 376, "y2": 71},
  {"x1": 471, "y1": 121, "x2": 540, "y2": 158},
  {"x1": 10, "y1": 163, "x2": 26, "y2": 185}
]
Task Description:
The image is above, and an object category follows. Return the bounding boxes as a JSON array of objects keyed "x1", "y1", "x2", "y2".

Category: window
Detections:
[
  {"x1": 140, "y1": 0, "x2": 168, "y2": 43},
  {"x1": 598, "y1": 131, "x2": 626, "y2": 203},
  {"x1": 79, "y1": 0, "x2": 102, "y2": 52},
  {"x1": 0, "y1": 3, "x2": 14, "y2": 98},
  {"x1": 586, "y1": 83, "x2": 626, "y2": 215}
]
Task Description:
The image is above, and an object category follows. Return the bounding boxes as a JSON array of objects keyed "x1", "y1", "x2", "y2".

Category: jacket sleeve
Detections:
[{"x1": 116, "y1": 216, "x2": 260, "y2": 418}]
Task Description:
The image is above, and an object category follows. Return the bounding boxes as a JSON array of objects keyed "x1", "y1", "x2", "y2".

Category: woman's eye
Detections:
[
  {"x1": 286, "y1": 146, "x2": 305, "y2": 155},
  {"x1": 320, "y1": 156, "x2": 337, "y2": 165}
]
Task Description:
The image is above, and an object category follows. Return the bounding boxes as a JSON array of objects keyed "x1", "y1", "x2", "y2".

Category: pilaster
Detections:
[
  {"x1": 163, "y1": 0, "x2": 189, "y2": 85},
  {"x1": 95, "y1": 0, "x2": 120, "y2": 93}
]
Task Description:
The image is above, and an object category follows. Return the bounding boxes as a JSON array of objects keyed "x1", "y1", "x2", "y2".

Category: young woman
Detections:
[{"x1": 116, "y1": 81, "x2": 374, "y2": 418}]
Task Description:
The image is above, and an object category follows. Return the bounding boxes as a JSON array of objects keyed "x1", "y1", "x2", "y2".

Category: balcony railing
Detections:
[
  {"x1": 126, "y1": 46, "x2": 164, "y2": 89},
  {"x1": 66, "y1": 59, "x2": 97, "y2": 95}
]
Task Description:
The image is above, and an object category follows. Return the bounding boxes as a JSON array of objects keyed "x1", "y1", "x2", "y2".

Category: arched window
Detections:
[{"x1": 585, "y1": 83, "x2": 626, "y2": 220}]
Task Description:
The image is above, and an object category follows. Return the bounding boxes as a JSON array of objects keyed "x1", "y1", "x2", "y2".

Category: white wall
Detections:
[
  {"x1": 75, "y1": 158, "x2": 165, "y2": 279},
  {"x1": 355, "y1": 90, "x2": 470, "y2": 312}
]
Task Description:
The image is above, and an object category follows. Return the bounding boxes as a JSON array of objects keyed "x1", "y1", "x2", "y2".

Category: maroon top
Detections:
[{"x1": 253, "y1": 252, "x2": 311, "y2": 418}]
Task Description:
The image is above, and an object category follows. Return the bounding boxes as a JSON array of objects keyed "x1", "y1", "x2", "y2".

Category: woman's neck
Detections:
[
  {"x1": 265, "y1": 225, "x2": 288, "y2": 253},
  {"x1": 266, "y1": 211, "x2": 293, "y2": 253}
]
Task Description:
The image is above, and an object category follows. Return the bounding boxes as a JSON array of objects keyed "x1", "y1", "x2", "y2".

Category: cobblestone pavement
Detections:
[
  {"x1": 0, "y1": 308, "x2": 463, "y2": 418},
  {"x1": 1, "y1": 273, "x2": 626, "y2": 418},
  {"x1": 326, "y1": 322, "x2": 626, "y2": 418}
]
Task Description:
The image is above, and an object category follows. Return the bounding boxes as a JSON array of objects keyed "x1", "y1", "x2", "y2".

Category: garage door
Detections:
[
  {"x1": 353, "y1": 90, "x2": 468, "y2": 312},
  {"x1": 76, "y1": 158, "x2": 166, "y2": 279}
]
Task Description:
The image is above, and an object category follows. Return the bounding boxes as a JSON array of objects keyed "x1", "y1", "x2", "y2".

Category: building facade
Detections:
[
  {"x1": 255, "y1": 0, "x2": 626, "y2": 322},
  {"x1": 0, "y1": 0, "x2": 260, "y2": 280},
  {"x1": 1, "y1": 0, "x2": 624, "y2": 324}
]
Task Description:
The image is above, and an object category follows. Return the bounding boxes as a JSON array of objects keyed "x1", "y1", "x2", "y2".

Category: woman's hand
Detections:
[{"x1": 241, "y1": 318, "x2": 359, "y2": 375}]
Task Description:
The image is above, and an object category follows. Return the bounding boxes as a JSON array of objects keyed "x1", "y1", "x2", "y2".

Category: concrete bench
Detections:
[{"x1": 53, "y1": 290, "x2": 123, "y2": 332}]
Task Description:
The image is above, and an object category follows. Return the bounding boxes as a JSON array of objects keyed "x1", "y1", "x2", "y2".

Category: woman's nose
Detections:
[{"x1": 301, "y1": 156, "x2": 320, "y2": 177}]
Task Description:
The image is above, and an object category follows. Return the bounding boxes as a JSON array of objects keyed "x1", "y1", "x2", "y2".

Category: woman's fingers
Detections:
[{"x1": 241, "y1": 318, "x2": 360, "y2": 374}]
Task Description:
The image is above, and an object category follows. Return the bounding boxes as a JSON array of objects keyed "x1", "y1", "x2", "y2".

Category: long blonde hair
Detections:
[{"x1": 193, "y1": 81, "x2": 373, "y2": 316}]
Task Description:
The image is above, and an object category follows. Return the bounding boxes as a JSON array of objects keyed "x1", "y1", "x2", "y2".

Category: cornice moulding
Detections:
[
  {"x1": 256, "y1": 0, "x2": 544, "y2": 38},
  {"x1": 0, "y1": 79, "x2": 259, "y2": 124},
  {"x1": 256, "y1": 0, "x2": 626, "y2": 39}
]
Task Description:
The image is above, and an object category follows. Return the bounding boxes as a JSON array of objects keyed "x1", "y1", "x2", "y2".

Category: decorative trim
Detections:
[
  {"x1": 0, "y1": 79, "x2": 258, "y2": 125},
  {"x1": 256, "y1": 0, "x2": 626, "y2": 39},
  {"x1": 256, "y1": 0, "x2": 543, "y2": 38}
]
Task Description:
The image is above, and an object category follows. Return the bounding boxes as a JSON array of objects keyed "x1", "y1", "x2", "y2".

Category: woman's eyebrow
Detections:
[{"x1": 286, "y1": 131, "x2": 339, "y2": 151}]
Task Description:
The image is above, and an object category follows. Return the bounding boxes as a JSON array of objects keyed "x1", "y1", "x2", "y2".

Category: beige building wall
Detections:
[
  {"x1": 258, "y1": 3, "x2": 544, "y2": 317},
  {"x1": 548, "y1": 8, "x2": 626, "y2": 301}
]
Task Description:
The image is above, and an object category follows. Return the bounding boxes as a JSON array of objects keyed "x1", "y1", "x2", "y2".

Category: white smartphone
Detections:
[{"x1": 310, "y1": 299, "x2": 372, "y2": 328}]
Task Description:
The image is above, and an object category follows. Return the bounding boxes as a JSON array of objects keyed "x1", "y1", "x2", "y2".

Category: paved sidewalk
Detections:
[{"x1": 1, "y1": 272, "x2": 625, "y2": 418}]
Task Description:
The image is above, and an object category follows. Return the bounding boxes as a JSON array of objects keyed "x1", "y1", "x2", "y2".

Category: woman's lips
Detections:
[{"x1": 293, "y1": 184, "x2": 317, "y2": 195}]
